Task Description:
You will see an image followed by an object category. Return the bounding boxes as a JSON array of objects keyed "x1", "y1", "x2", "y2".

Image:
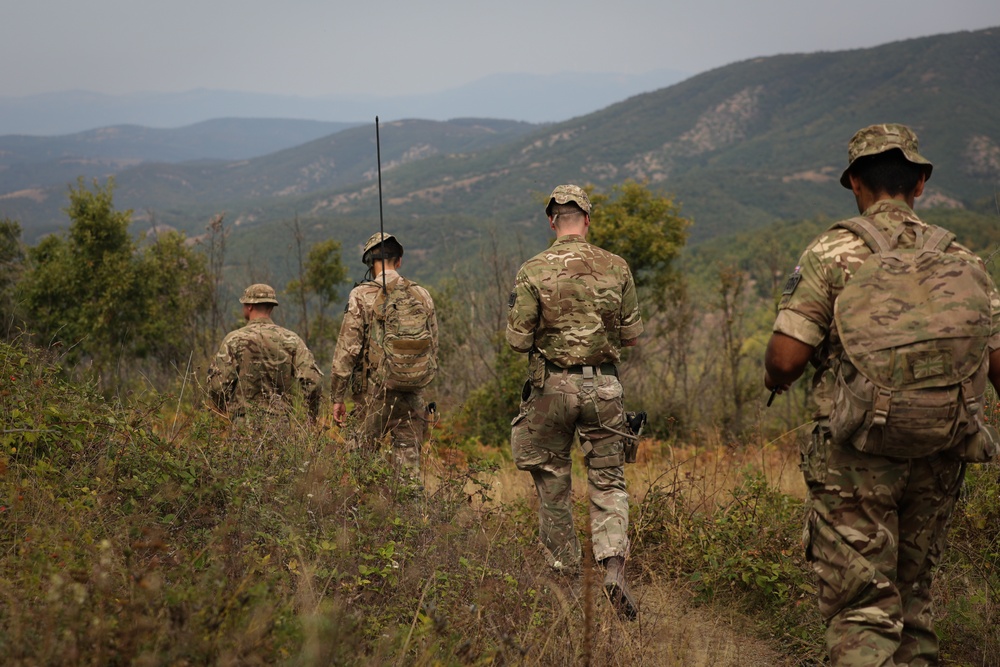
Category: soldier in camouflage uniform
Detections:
[
  {"x1": 330, "y1": 233, "x2": 438, "y2": 480},
  {"x1": 764, "y1": 124, "x2": 1000, "y2": 666},
  {"x1": 208, "y1": 283, "x2": 323, "y2": 422},
  {"x1": 507, "y1": 184, "x2": 643, "y2": 620}
]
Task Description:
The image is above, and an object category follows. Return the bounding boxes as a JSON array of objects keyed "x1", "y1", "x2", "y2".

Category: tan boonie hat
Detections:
[
  {"x1": 546, "y1": 184, "x2": 592, "y2": 216},
  {"x1": 361, "y1": 232, "x2": 402, "y2": 263},
  {"x1": 840, "y1": 123, "x2": 933, "y2": 189},
  {"x1": 239, "y1": 283, "x2": 279, "y2": 306}
]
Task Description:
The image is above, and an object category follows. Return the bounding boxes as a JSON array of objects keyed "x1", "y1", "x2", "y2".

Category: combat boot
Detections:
[{"x1": 602, "y1": 555, "x2": 638, "y2": 620}]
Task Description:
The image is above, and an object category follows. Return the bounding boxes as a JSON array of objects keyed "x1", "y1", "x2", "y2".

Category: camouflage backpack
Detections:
[
  {"x1": 828, "y1": 216, "x2": 999, "y2": 460},
  {"x1": 367, "y1": 277, "x2": 437, "y2": 391}
]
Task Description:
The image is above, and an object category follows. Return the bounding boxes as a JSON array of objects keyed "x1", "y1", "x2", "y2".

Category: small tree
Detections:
[
  {"x1": 588, "y1": 180, "x2": 690, "y2": 306},
  {"x1": 136, "y1": 230, "x2": 213, "y2": 365},
  {"x1": 202, "y1": 214, "x2": 230, "y2": 344},
  {"x1": 21, "y1": 178, "x2": 211, "y2": 381},
  {"x1": 0, "y1": 218, "x2": 24, "y2": 336},
  {"x1": 22, "y1": 178, "x2": 140, "y2": 373},
  {"x1": 286, "y1": 237, "x2": 349, "y2": 364}
]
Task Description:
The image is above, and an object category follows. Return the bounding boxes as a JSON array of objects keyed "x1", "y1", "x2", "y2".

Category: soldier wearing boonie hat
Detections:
[
  {"x1": 839, "y1": 123, "x2": 933, "y2": 188},
  {"x1": 208, "y1": 283, "x2": 322, "y2": 422},
  {"x1": 238, "y1": 283, "x2": 280, "y2": 305},
  {"x1": 764, "y1": 125, "x2": 1000, "y2": 665},
  {"x1": 506, "y1": 184, "x2": 643, "y2": 620},
  {"x1": 545, "y1": 184, "x2": 592, "y2": 216}
]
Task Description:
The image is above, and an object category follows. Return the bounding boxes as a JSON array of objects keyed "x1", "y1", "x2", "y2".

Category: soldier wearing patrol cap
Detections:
[
  {"x1": 207, "y1": 283, "x2": 323, "y2": 422},
  {"x1": 330, "y1": 233, "x2": 438, "y2": 481},
  {"x1": 765, "y1": 125, "x2": 1000, "y2": 665},
  {"x1": 506, "y1": 184, "x2": 644, "y2": 620}
]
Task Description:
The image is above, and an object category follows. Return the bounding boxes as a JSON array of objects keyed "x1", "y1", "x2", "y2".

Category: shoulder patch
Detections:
[
  {"x1": 508, "y1": 290, "x2": 516, "y2": 309},
  {"x1": 782, "y1": 267, "x2": 802, "y2": 296}
]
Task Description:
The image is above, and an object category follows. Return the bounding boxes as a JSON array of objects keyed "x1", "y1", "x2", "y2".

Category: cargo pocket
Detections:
[
  {"x1": 800, "y1": 424, "x2": 829, "y2": 487},
  {"x1": 806, "y1": 511, "x2": 876, "y2": 621},
  {"x1": 595, "y1": 376, "x2": 622, "y2": 401},
  {"x1": 510, "y1": 393, "x2": 549, "y2": 471},
  {"x1": 594, "y1": 376, "x2": 625, "y2": 428}
]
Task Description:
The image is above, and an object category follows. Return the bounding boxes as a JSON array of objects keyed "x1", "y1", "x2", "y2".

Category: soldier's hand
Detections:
[{"x1": 332, "y1": 402, "x2": 347, "y2": 426}]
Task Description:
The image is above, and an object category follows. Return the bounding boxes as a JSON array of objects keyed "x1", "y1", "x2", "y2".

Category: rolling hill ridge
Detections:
[{"x1": 2, "y1": 27, "x2": 998, "y2": 283}]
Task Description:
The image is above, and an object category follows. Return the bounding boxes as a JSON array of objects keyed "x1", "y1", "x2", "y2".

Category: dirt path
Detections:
[
  {"x1": 460, "y1": 446, "x2": 807, "y2": 665},
  {"x1": 632, "y1": 577, "x2": 797, "y2": 666}
]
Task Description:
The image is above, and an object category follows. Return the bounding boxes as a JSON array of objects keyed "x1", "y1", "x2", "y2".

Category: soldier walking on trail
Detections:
[
  {"x1": 207, "y1": 283, "x2": 323, "y2": 423},
  {"x1": 764, "y1": 124, "x2": 1000, "y2": 665},
  {"x1": 506, "y1": 184, "x2": 644, "y2": 620},
  {"x1": 330, "y1": 232, "x2": 438, "y2": 481}
]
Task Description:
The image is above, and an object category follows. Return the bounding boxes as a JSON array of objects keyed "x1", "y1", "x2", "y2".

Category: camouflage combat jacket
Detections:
[
  {"x1": 330, "y1": 269, "x2": 438, "y2": 402},
  {"x1": 207, "y1": 317, "x2": 323, "y2": 418},
  {"x1": 506, "y1": 234, "x2": 644, "y2": 367},
  {"x1": 774, "y1": 198, "x2": 1000, "y2": 417}
]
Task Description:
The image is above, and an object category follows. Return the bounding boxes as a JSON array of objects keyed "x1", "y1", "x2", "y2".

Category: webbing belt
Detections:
[{"x1": 544, "y1": 360, "x2": 618, "y2": 377}]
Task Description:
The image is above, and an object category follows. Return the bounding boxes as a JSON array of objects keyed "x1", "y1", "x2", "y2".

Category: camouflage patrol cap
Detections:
[
  {"x1": 361, "y1": 232, "x2": 403, "y2": 263},
  {"x1": 546, "y1": 184, "x2": 592, "y2": 216},
  {"x1": 239, "y1": 283, "x2": 279, "y2": 306},
  {"x1": 840, "y1": 123, "x2": 933, "y2": 188}
]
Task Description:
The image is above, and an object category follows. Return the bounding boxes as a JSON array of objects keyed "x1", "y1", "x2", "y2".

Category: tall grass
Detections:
[{"x1": 2, "y1": 339, "x2": 997, "y2": 665}]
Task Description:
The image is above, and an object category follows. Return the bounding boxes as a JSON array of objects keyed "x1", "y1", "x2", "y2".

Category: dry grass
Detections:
[{"x1": 2, "y1": 339, "x2": 996, "y2": 666}]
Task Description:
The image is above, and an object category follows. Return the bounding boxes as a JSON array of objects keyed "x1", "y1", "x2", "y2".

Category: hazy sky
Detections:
[{"x1": 4, "y1": 0, "x2": 999, "y2": 98}]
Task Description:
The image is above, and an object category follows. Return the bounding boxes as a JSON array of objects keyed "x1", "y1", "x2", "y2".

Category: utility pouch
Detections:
[
  {"x1": 623, "y1": 411, "x2": 647, "y2": 464},
  {"x1": 623, "y1": 440, "x2": 638, "y2": 464},
  {"x1": 947, "y1": 421, "x2": 1000, "y2": 463}
]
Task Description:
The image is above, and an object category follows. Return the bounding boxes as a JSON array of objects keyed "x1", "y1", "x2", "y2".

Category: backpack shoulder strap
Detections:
[
  {"x1": 833, "y1": 216, "x2": 891, "y2": 254},
  {"x1": 923, "y1": 224, "x2": 955, "y2": 253}
]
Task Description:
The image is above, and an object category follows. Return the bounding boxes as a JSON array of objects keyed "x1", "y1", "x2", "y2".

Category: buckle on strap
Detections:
[
  {"x1": 582, "y1": 365, "x2": 594, "y2": 390},
  {"x1": 872, "y1": 389, "x2": 892, "y2": 427},
  {"x1": 961, "y1": 377, "x2": 981, "y2": 415}
]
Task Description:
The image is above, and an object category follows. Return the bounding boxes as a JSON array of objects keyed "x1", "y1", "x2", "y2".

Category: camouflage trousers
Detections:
[
  {"x1": 510, "y1": 368, "x2": 630, "y2": 568},
  {"x1": 350, "y1": 387, "x2": 428, "y2": 480},
  {"x1": 802, "y1": 422, "x2": 965, "y2": 667}
]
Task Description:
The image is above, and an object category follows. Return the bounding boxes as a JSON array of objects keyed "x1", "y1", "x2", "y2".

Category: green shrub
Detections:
[{"x1": 632, "y1": 467, "x2": 825, "y2": 661}]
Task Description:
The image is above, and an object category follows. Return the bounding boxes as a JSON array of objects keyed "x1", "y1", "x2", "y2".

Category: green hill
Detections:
[
  {"x1": 316, "y1": 25, "x2": 997, "y2": 245},
  {"x1": 222, "y1": 26, "x2": 1000, "y2": 286},
  {"x1": 0, "y1": 118, "x2": 540, "y2": 243},
  {"x1": 3, "y1": 27, "x2": 999, "y2": 278}
]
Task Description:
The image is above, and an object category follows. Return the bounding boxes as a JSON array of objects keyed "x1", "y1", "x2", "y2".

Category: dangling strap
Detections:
[{"x1": 961, "y1": 376, "x2": 981, "y2": 419}]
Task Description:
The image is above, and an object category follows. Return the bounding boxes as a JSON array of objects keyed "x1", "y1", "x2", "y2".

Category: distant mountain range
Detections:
[
  {"x1": 0, "y1": 119, "x2": 363, "y2": 194},
  {"x1": 0, "y1": 118, "x2": 541, "y2": 241},
  {"x1": 0, "y1": 69, "x2": 689, "y2": 136},
  {"x1": 2, "y1": 28, "x2": 998, "y2": 288}
]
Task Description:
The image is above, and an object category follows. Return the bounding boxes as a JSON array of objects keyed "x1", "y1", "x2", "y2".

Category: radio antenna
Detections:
[{"x1": 375, "y1": 116, "x2": 387, "y2": 296}]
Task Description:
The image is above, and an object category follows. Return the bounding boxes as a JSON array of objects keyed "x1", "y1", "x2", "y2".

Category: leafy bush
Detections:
[
  {"x1": 631, "y1": 466, "x2": 825, "y2": 662},
  {"x1": 456, "y1": 341, "x2": 526, "y2": 447}
]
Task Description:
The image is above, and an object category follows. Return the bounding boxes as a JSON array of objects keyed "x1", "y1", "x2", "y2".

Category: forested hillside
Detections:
[{"x1": 3, "y1": 27, "x2": 999, "y2": 267}]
